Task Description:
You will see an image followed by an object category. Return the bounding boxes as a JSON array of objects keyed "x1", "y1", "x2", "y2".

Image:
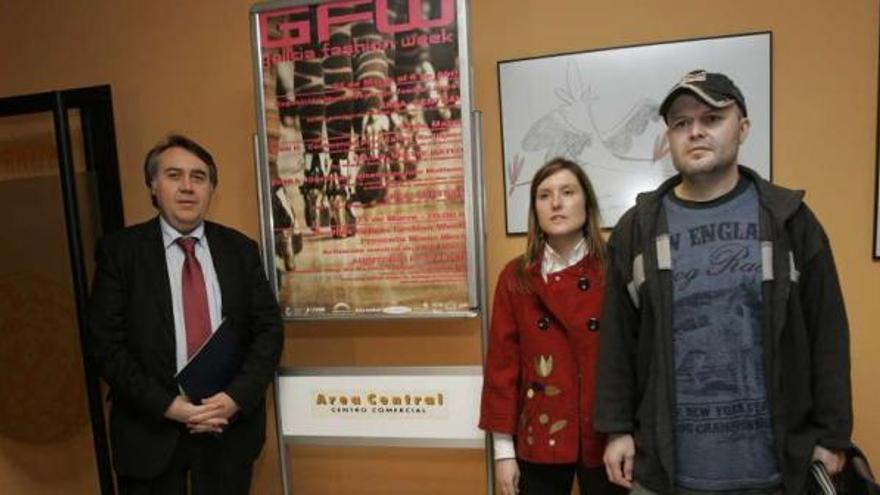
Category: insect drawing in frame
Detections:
[{"x1": 499, "y1": 32, "x2": 772, "y2": 233}]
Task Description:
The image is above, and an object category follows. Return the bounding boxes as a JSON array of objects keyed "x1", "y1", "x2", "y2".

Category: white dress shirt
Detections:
[
  {"x1": 160, "y1": 217, "x2": 224, "y2": 373},
  {"x1": 540, "y1": 237, "x2": 588, "y2": 282}
]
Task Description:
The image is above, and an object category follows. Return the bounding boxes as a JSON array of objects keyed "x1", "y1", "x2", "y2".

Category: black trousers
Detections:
[
  {"x1": 117, "y1": 432, "x2": 254, "y2": 495},
  {"x1": 518, "y1": 460, "x2": 626, "y2": 495}
]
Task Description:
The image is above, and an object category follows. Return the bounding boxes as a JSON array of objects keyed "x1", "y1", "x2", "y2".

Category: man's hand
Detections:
[
  {"x1": 164, "y1": 395, "x2": 220, "y2": 425},
  {"x1": 186, "y1": 392, "x2": 239, "y2": 434},
  {"x1": 604, "y1": 433, "x2": 635, "y2": 488},
  {"x1": 495, "y1": 458, "x2": 520, "y2": 495},
  {"x1": 812, "y1": 445, "x2": 846, "y2": 476}
]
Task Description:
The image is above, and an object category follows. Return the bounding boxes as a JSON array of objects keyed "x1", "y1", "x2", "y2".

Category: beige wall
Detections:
[{"x1": 0, "y1": 0, "x2": 877, "y2": 493}]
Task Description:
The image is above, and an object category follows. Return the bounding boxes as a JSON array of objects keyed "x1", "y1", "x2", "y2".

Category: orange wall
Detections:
[{"x1": 1, "y1": 0, "x2": 878, "y2": 493}]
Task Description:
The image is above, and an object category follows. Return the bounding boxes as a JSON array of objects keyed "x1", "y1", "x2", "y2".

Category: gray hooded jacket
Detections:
[{"x1": 594, "y1": 166, "x2": 852, "y2": 494}]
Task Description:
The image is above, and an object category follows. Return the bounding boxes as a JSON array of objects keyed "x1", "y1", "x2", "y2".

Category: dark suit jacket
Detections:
[{"x1": 87, "y1": 217, "x2": 283, "y2": 478}]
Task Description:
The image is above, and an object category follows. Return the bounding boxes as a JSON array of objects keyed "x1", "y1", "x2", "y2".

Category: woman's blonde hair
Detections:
[{"x1": 516, "y1": 157, "x2": 607, "y2": 291}]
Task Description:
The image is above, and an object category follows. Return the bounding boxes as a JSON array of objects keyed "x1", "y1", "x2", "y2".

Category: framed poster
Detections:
[
  {"x1": 499, "y1": 32, "x2": 772, "y2": 233},
  {"x1": 250, "y1": 0, "x2": 480, "y2": 318}
]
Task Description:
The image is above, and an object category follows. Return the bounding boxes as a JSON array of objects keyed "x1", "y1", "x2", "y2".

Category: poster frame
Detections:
[{"x1": 249, "y1": 0, "x2": 482, "y2": 319}]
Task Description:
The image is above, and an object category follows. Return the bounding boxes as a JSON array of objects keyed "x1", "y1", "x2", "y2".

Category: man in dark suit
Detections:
[{"x1": 88, "y1": 134, "x2": 283, "y2": 494}]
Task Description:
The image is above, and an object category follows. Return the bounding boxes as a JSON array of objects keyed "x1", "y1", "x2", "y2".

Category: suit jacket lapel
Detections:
[
  {"x1": 144, "y1": 217, "x2": 176, "y2": 349},
  {"x1": 204, "y1": 222, "x2": 233, "y2": 318}
]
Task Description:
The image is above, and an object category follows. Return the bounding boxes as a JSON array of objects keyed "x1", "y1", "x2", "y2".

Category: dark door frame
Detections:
[{"x1": 0, "y1": 85, "x2": 123, "y2": 495}]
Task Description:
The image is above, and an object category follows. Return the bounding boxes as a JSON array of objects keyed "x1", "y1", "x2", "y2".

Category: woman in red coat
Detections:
[{"x1": 480, "y1": 158, "x2": 622, "y2": 495}]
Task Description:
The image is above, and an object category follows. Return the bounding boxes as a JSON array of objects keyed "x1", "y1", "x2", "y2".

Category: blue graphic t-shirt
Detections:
[{"x1": 663, "y1": 178, "x2": 781, "y2": 491}]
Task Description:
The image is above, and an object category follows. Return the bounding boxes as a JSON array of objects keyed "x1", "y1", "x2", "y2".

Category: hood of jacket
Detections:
[{"x1": 631, "y1": 165, "x2": 805, "y2": 233}]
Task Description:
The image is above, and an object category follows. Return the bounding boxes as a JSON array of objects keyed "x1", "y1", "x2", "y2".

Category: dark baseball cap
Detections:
[{"x1": 659, "y1": 69, "x2": 747, "y2": 122}]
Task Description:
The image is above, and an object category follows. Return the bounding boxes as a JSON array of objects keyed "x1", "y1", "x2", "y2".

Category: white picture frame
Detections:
[{"x1": 498, "y1": 32, "x2": 772, "y2": 232}]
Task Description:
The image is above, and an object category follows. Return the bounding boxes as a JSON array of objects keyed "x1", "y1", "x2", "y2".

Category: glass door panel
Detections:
[{"x1": 0, "y1": 111, "x2": 100, "y2": 494}]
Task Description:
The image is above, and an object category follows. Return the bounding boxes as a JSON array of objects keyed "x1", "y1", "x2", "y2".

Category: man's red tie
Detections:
[{"x1": 177, "y1": 237, "x2": 211, "y2": 359}]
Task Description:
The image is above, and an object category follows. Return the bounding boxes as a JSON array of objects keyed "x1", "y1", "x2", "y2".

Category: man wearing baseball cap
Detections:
[{"x1": 594, "y1": 70, "x2": 853, "y2": 493}]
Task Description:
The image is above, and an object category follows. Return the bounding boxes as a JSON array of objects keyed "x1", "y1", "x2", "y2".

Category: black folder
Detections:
[{"x1": 175, "y1": 319, "x2": 242, "y2": 404}]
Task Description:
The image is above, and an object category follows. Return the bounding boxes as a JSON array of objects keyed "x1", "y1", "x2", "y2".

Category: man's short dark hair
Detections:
[{"x1": 143, "y1": 134, "x2": 218, "y2": 208}]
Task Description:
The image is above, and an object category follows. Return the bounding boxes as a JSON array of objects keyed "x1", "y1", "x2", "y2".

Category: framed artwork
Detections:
[
  {"x1": 498, "y1": 32, "x2": 772, "y2": 232},
  {"x1": 250, "y1": 0, "x2": 481, "y2": 318},
  {"x1": 875, "y1": 32, "x2": 880, "y2": 258}
]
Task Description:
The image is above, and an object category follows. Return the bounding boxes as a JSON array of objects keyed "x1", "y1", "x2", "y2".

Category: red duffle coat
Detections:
[{"x1": 479, "y1": 254, "x2": 606, "y2": 467}]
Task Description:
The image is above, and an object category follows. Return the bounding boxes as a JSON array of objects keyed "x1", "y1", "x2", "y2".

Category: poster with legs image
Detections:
[{"x1": 251, "y1": 0, "x2": 479, "y2": 318}]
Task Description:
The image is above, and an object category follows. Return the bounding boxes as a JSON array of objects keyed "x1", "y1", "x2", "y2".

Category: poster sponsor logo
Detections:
[{"x1": 312, "y1": 390, "x2": 449, "y2": 418}]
